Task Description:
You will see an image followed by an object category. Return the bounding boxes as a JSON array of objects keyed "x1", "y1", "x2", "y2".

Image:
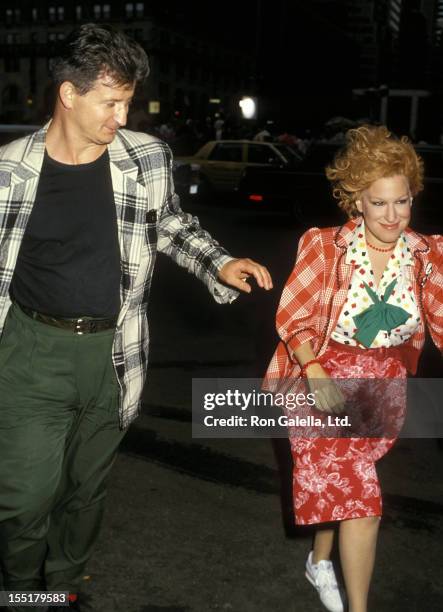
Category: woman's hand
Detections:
[{"x1": 304, "y1": 363, "x2": 346, "y2": 415}]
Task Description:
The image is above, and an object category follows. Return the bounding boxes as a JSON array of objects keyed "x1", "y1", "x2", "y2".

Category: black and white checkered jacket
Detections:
[{"x1": 0, "y1": 123, "x2": 237, "y2": 428}]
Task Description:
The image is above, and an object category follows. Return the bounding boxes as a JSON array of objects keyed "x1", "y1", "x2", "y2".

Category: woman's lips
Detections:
[{"x1": 379, "y1": 223, "x2": 400, "y2": 230}]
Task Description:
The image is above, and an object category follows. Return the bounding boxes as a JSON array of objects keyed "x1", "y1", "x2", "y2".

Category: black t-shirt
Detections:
[{"x1": 11, "y1": 148, "x2": 121, "y2": 317}]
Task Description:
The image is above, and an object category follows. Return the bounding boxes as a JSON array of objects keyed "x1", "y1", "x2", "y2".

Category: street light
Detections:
[{"x1": 239, "y1": 96, "x2": 257, "y2": 119}]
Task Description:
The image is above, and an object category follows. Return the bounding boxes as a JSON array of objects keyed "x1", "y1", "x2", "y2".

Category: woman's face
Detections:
[{"x1": 356, "y1": 175, "x2": 412, "y2": 247}]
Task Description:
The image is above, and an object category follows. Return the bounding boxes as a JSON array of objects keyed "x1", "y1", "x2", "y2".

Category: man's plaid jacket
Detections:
[
  {"x1": 0, "y1": 123, "x2": 237, "y2": 428},
  {"x1": 264, "y1": 218, "x2": 443, "y2": 392}
]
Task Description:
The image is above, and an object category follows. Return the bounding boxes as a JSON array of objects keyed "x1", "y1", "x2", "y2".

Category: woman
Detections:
[{"x1": 264, "y1": 125, "x2": 443, "y2": 612}]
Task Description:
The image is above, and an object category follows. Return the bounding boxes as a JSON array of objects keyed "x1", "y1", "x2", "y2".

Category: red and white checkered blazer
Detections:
[{"x1": 264, "y1": 218, "x2": 443, "y2": 389}]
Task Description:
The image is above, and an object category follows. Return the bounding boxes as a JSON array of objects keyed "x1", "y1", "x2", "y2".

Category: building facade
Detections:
[{"x1": 0, "y1": 1, "x2": 254, "y2": 126}]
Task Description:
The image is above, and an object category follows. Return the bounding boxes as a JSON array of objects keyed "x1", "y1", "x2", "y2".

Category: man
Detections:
[{"x1": 0, "y1": 24, "x2": 272, "y2": 611}]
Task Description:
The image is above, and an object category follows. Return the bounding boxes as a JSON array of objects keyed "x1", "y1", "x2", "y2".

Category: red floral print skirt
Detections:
[{"x1": 290, "y1": 341, "x2": 407, "y2": 525}]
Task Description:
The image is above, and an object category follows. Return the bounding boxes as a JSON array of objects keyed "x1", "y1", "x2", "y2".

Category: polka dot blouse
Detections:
[{"x1": 332, "y1": 220, "x2": 420, "y2": 348}]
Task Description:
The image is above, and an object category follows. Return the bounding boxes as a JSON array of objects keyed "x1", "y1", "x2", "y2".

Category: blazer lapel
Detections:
[
  {"x1": 0, "y1": 124, "x2": 47, "y2": 250},
  {"x1": 108, "y1": 133, "x2": 148, "y2": 299},
  {"x1": 15, "y1": 124, "x2": 47, "y2": 181},
  {"x1": 321, "y1": 220, "x2": 358, "y2": 353}
]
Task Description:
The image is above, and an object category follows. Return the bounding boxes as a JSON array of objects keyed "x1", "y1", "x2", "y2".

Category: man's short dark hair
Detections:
[{"x1": 51, "y1": 23, "x2": 150, "y2": 94}]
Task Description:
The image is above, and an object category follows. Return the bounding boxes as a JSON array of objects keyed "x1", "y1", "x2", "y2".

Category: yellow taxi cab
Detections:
[{"x1": 177, "y1": 140, "x2": 301, "y2": 194}]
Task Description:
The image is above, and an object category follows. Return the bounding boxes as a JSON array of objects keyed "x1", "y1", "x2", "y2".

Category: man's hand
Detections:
[{"x1": 218, "y1": 258, "x2": 273, "y2": 293}]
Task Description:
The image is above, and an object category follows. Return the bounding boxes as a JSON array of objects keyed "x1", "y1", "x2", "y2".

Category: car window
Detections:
[
  {"x1": 247, "y1": 144, "x2": 280, "y2": 164},
  {"x1": 273, "y1": 144, "x2": 303, "y2": 165},
  {"x1": 209, "y1": 143, "x2": 243, "y2": 162}
]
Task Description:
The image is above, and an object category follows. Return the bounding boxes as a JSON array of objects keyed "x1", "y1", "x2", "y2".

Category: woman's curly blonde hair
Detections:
[{"x1": 326, "y1": 124, "x2": 424, "y2": 218}]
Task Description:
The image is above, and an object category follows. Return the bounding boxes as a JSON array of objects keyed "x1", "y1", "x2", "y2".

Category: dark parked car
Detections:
[
  {"x1": 238, "y1": 141, "x2": 443, "y2": 230},
  {"x1": 237, "y1": 142, "x2": 343, "y2": 224},
  {"x1": 177, "y1": 139, "x2": 302, "y2": 196}
]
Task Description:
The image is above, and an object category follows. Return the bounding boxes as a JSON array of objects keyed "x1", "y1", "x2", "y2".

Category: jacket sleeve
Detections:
[
  {"x1": 422, "y1": 236, "x2": 443, "y2": 352},
  {"x1": 157, "y1": 149, "x2": 239, "y2": 305},
  {"x1": 276, "y1": 227, "x2": 325, "y2": 359}
]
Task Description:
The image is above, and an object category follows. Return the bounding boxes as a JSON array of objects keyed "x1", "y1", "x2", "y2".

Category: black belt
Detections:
[{"x1": 15, "y1": 302, "x2": 118, "y2": 334}]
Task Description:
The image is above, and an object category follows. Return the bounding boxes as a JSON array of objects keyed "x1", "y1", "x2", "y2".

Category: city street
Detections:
[
  {"x1": 80, "y1": 200, "x2": 443, "y2": 612},
  {"x1": 2, "y1": 3, "x2": 443, "y2": 611}
]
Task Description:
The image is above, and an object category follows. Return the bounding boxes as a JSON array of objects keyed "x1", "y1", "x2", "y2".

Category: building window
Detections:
[
  {"x1": 30, "y1": 32, "x2": 38, "y2": 43},
  {"x1": 57, "y1": 32, "x2": 65, "y2": 41},
  {"x1": 6, "y1": 33, "x2": 20, "y2": 44},
  {"x1": 3, "y1": 84, "x2": 21, "y2": 104},
  {"x1": 159, "y1": 56, "x2": 169, "y2": 75},
  {"x1": 6, "y1": 8, "x2": 21, "y2": 24},
  {"x1": 160, "y1": 30, "x2": 169, "y2": 46},
  {"x1": 48, "y1": 32, "x2": 57, "y2": 43},
  {"x1": 176, "y1": 59, "x2": 185, "y2": 79},
  {"x1": 49, "y1": 6, "x2": 56, "y2": 23},
  {"x1": 93, "y1": 4, "x2": 111, "y2": 19},
  {"x1": 75, "y1": 5, "x2": 82, "y2": 20},
  {"x1": 159, "y1": 82, "x2": 170, "y2": 99},
  {"x1": 57, "y1": 6, "x2": 64, "y2": 21},
  {"x1": 188, "y1": 64, "x2": 197, "y2": 83},
  {"x1": 32, "y1": 8, "x2": 38, "y2": 22},
  {"x1": 135, "y1": 2, "x2": 144, "y2": 18},
  {"x1": 125, "y1": 3, "x2": 134, "y2": 18},
  {"x1": 4, "y1": 58, "x2": 21, "y2": 73}
]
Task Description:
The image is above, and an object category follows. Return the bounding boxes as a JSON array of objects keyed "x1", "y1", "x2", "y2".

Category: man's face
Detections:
[{"x1": 67, "y1": 74, "x2": 135, "y2": 145}]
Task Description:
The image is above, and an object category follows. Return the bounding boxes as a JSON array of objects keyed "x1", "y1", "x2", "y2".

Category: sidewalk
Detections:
[{"x1": 83, "y1": 418, "x2": 443, "y2": 611}]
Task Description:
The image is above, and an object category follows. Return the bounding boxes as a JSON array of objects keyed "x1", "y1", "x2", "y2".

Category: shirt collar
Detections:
[
  {"x1": 345, "y1": 219, "x2": 414, "y2": 267},
  {"x1": 392, "y1": 232, "x2": 414, "y2": 267},
  {"x1": 345, "y1": 218, "x2": 366, "y2": 265}
]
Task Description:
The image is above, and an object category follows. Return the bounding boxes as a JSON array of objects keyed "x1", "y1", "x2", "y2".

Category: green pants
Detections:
[{"x1": 0, "y1": 303, "x2": 125, "y2": 594}]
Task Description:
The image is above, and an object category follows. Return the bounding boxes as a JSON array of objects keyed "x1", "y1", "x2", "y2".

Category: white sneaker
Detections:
[{"x1": 305, "y1": 550, "x2": 344, "y2": 612}]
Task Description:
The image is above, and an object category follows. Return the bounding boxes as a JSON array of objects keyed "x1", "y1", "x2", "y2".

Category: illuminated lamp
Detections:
[{"x1": 239, "y1": 97, "x2": 257, "y2": 119}]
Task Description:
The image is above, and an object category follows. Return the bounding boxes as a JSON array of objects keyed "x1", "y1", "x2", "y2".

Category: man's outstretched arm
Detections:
[{"x1": 157, "y1": 155, "x2": 272, "y2": 302}]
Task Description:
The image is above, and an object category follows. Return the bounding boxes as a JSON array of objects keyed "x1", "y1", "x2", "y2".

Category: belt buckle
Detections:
[
  {"x1": 74, "y1": 318, "x2": 100, "y2": 334},
  {"x1": 74, "y1": 318, "x2": 86, "y2": 335}
]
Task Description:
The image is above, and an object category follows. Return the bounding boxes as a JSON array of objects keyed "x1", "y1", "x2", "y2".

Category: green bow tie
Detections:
[{"x1": 352, "y1": 279, "x2": 411, "y2": 348}]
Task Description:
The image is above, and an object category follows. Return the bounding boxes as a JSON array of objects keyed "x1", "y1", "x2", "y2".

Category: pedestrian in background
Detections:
[{"x1": 214, "y1": 114, "x2": 225, "y2": 140}]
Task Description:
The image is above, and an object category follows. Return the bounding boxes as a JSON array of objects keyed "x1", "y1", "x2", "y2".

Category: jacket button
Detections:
[{"x1": 146, "y1": 210, "x2": 157, "y2": 223}]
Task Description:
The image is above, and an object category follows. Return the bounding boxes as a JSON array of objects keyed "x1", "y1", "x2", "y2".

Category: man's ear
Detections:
[{"x1": 58, "y1": 81, "x2": 77, "y2": 110}]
